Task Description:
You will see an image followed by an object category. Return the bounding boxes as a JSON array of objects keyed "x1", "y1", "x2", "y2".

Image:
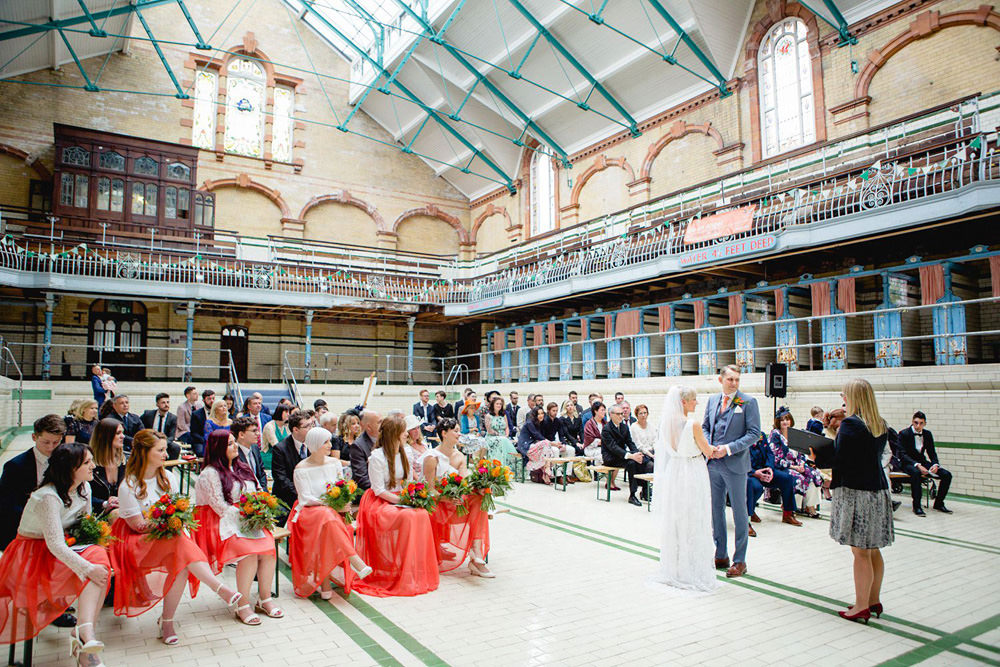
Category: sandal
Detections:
[
  {"x1": 235, "y1": 603, "x2": 262, "y2": 626},
  {"x1": 70, "y1": 622, "x2": 104, "y2": 656},
  {"x1": 214, "y1": 581, "x2": 242, "y2": 607},
  {"x1": 255, "y1": 597, "x2": 285, "y2": 619},
  {"x1": 157, "y1": 617, "x2": 179, "y2": 645},
  {"x1": 468, "y1": 560, "x2": 496, "y2": 579}
]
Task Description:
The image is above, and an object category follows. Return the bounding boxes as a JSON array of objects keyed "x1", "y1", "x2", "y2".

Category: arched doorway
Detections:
[
  {"x1": 220, "y1": 325, "x2": 248, "y2": 381},
  {"x1": 87, "y1": 300, "x2": 147, "y2": 381}
]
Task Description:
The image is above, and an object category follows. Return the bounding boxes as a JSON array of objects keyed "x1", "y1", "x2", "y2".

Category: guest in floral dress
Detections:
[
  {"x1": 483, "y1": 396, "x2": 517, "y2": 464},
  {"x1": 769, "y1": 406, "x2": 824, "y2": 518}
]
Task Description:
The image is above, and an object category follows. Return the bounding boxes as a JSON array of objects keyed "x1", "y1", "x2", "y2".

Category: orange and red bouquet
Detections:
[
  {"x1": 399, "y1": 481, "x2": 437, "y2": 513},
  {"x1": 321, "y1": 479, "x2": 362, "y2": 523},
  {"x1": 144, "y1": 493, "x2": 198, "y2": 540},
  {"x1": 467, "y1": 458, "x2": 514, "y2": 511},
  {"x1": 235, "y1": 491, "x2": 287, "y2": 532},
  {"x1": 65, "y1": 511, "x2": 116, "y2": 548},
  {"x1": 435, "y1": 472, "x2": 471, "y2": 516}
]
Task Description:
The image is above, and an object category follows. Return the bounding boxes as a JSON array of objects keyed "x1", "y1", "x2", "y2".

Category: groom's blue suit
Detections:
[{"x1": 702, "y1": 391, "x2": 761, "y2": 565}]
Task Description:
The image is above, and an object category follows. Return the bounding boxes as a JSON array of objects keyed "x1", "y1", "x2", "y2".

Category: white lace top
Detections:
[
  {"x1": 293, "y1": 458, "x2": 346, "y2": 506},
  {"x1": 368, "y1": 448, "x2": 411, "y2": 497},
  {"x1": 194, "y1": 467, "x2": 262, "y2": 540},
  {"x1": 630, "y1": 421, "x2": 658, "y2": 456},
  {"x1": 118, "y1": 472, "x2": 179, "y2": 519},
  {"x1": 404, "y1": 444, "x2": 428, "y2": 480},
  {"x1": 417, "y1": 448, "x2": 458, "y2": 482},
  {"x1": 17, "y1": 484, "x2": 95, "y2": 580}
]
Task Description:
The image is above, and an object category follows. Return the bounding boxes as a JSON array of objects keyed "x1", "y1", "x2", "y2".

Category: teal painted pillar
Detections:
[
  {"x1": 697, "y1": 301, "x2": 717, "y2": 375},
  {"x1": 404, "y1": 315, "x2": 414, "y2": 384},
  {"x1": 775, "y1": 288, "x2": 799, "y2": 371},
  {"x1": 606, "y1": 315, "x2": 621, "y2": 380},
  {"x1": 664, "y1": 305, "x2": 681, "y2": 377},
  {"x1": 874, "y1": 273, "x2": 903, "y2": 368},
  {"x1": 933, "y1": 265, "x2": 967, "y2": 365},
  {"x1": 558, "y1": 321, "x2": 572, "y2": 381},
  {"x1": 734, "y1": 297, "x2": 755, "y2": 374},
  {"x1": 518, "y1": 327, "x2": 530, "y2": 382},
  {"x1": 582, "y1": 318, "x2": 596, "y2": 380},
  {"x1": 486, "y1": 330, "x2": 496, "y2": 383},
  {"x1": 821, "y1": 281, "x2": 847, "y2": 370},
  {"x1": 536, "y1": 324, "x2": 550, "y2": 382},
  {"x1": 184, "y1": 301, "x2": 195, "y2": 381},
  {"x1": 41, "y1": 293, "x2": 54, "y2": 380},
  {"x1": 500, "y1": 331, "x2": 511, "y2": 382},
  {"x1": 634, "y1": 310, "x2": 650, "y2": 378},
  {"x1": 304, "y1": 310, "x2": 315, "y2": 384}
]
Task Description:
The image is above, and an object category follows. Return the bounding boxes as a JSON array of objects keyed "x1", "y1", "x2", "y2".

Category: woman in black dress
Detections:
[
  {"x1": 557, "y1": 400, "x2": 584, "y2": 455},
  {"x1": 88, "y1": 417, "x2": 127, "y2": 514},
  {"x1": 829, "y1": 378, "x2": 894, "y2": 624},
  {"x1": 64, "y1": 399, "x2": 99, "y2": 445}
]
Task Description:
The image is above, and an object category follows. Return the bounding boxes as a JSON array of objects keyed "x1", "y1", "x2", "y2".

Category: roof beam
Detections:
[
  {"x1": 0, "y1": 0, "x2": 176, "y2": 42},
  {"x1": 506, "y1": 0, "x2": 640, "y2": 137},
  {"x1": 644, "y1": 0, "x2": 730, "y2": 96},
  {"x1": 799, "y1": 0, "x2": 856, "y2": 45},
  {"x1": 299, "y1": 1, "x2": 516, "y2": 192},
  {"x1": 388, "y1": 0, "x2": 571, "y2": 166}
]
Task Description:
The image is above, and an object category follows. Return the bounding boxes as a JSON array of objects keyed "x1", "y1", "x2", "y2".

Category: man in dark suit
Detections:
[
  {"x1": 141, "y1": 392, "x2": 180, "y2": 458},
  {"x1": 231, "y1": 416, "x2": 267, "y2": 491},
  {"x1": 270, "y1": 411, "x2": 316, "y2": 524},
  {"x1": 454, "y1": 388, "x2": 474, "y2": 420},
  {"x1": 350, "y1": 410, "x2": 380, "y2": 490},
  {"x1": 897, "y1": 411, "x2": 952, "y2": 515},
  {"x1": 413, "y1": 390, "x2": 436, "y2": 440},
  {"x1": 505, "y1": 391, "x2": 520, "y2": 438},
  {"x1": 746, "y1": 436, "x2": 798, "y2": 535},
  {"x1": 0, "y1": 415, "x2": 76, "y2": 627},
  {"x1": 601, "y1": 405, "x2": 651, "y2": 506},
  {"x1": 108, "y1": 394, "x2": 143, "y2": 452},
  {"x1": 244, "y1": 395, "x2": 272, "y2": 446},
  {"x1": 90, "y1": 364, "x2": 106, "y2": 406},
  {"x1": 188, "y1": 389, "x2": 215, "y2": 457}
]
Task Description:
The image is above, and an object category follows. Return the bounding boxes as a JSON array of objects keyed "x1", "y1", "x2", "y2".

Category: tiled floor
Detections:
[{"x1": 3, "y1": 430, "x2": 998, "y2": 666}]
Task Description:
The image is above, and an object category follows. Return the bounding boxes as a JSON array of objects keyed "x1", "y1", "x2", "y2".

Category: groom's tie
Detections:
[{"x1": 719, "y1": 395, "x2": 729, "y2": 414}]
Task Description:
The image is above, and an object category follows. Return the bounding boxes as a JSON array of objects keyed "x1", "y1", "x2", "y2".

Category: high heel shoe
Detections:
[
  {"x1": 214, "y1": 581, "x2": 242, "y2": 607},
  {"x1": 351, "y1": 562, "x2": 373, "y2": 580},
  {"x1": 869, "y1": 602, "x2": 883, "y2": 618},
  {"x1": 69, "y1": 622, "x2": 104, "y2": 655},
  {"x1": 157, "y1": 617, "x2": 179, "y2": 645},
  {"x1": 468, "y1": 560, "x2": 495, "y2": 578},
  {"x1": 838, "y1": 608, "x2": 871, "y2": 624}
]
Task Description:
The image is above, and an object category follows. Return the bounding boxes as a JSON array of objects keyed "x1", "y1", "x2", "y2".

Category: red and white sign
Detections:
[
  {"x1": 683, "y1": 205, "x2": 756, "y2": 244},
  {"x1": 678, "y1": 234, "x2": 776, "y2": 267}
]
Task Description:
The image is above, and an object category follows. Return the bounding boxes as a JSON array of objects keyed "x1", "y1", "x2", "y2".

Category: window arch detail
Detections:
[{"x1": 758, "y1": 17, "x2": 815, "y2": 158}]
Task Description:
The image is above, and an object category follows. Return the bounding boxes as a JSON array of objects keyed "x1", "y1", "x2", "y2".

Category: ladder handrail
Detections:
[
  {"x1": 282, "y1": 350, "x2": 302, "y2": 409},
  {"x1": 1, "y1": 346, "x2": 23, "y2": 427}
]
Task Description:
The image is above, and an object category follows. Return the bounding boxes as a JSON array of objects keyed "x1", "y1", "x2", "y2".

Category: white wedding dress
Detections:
[{"x1": 653, "y1": 411, "x2": 719, "y2": 593}]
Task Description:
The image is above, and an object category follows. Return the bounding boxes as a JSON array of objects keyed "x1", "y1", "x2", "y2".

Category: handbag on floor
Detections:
[{"x1": 572, "y1": 460, "x2": 592, "y2": 482}]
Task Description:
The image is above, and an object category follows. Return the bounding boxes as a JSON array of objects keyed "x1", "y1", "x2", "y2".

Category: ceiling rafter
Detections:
[
  {"x1": 799, "y1": 0, "x2": 857, "y2": 45},
  {"x1": 644, "y1": 0, "x2": 731, "y2": 95}
]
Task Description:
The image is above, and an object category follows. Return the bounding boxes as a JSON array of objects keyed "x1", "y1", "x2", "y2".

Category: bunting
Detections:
[
  {"x1": 990, "y1": 256, "x2": 1000, "y2": 299},
  {"x1": 547, "y1": 322, "x2": 557, "y2": 344},
  {"x1": 492, "y1": 330, "x2": 505, "y2": 352},
  {"x1": 514, "y1": 328, "x2": 524, "y2": 349},
  {"x1": 532, "y1": 324, "x2": 543, "y2": 345},
  {"x1": 615, "y1": 310, "x2": 641, "y2": 337},
  {"x1": 810, "y1": 282, "x2": 831, "y2": 317}
]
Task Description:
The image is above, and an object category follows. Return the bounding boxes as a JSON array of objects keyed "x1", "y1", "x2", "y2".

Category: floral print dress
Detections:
[{"x1": 768, "y1": 429, "x2": 824, "y2": 495}]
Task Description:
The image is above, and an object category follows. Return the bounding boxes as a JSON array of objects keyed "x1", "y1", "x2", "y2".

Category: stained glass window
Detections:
[
  {"x1": 134, "y1": 156, "x2": 158, "y2": 176},
  {"x1": 99, "y1": 151, "x2": 125, "y2": 171},
  {"x1": 529, "y1": 152, "x2": 556, "y2": 236},
  {"x1": 272, "y1": 86, "x2": 294, "y2": 162},
  {"x1": 131, "y1": 182, "x2": 144, "y2": 215},
  {"x1": 110, "y1": 178, "x2": 124, "y2": 212},
  {"x1": 177, "y1": 188, "x2": 190, "y2": 219},
  {"x1": 224, "y1": 59, "x2": 266, "y2": 158},
  {"x1": 165, "y1": 186, "x2": 177, "y2": 219},
  {"x1": 166, "y1": 162, "x2": 191, "y2": 181},
  {"x1": 192, "y1": 70, "x2": 218, "y2": 150},
  {"x1": 97, "y1": 177, "x2": 110, "y2": 210},
  {"x1": 145, "y1": 183, "x2": 158, "y2": 216},
  {"x1": 74, "y1": 174, "x2": 89, "y2": 208},
  {"x1": 758, "y1": 18, "x2": 815, "y2": 158},
  {"x1": 63, "y1": 146, "x2": 90, "y2": 167},
  {"x1": 60, "y1": 173, "x2": 74, "y2": 206}
]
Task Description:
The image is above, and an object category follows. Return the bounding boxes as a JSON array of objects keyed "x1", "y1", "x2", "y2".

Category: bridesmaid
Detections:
[
  {"x1": 353, "y1": 416, "x2": 438, "y2": 597},
  {"x1": 0, "y1": 443, "x2": 112, "y2": 667},
  {"x1": 193, "y1": 430, "x2": 281, "y2": 625},
  {"x1": 110, "y1": 429, "x2": 241, "y2": 644},
  {"x1": 89, "y1": 417, "x2": 126, "y2": 514},
  {"x1": 422, "y1": 418, "x2": 493, "y2": 578},
  {"x1": 290, "y1": 427, "x2": 372, "y2": 599}
]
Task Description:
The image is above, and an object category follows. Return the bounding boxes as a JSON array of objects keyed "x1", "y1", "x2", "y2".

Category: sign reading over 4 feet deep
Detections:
[{"x1": 678, "y1": 235, "x2": 776, "y2": 268}]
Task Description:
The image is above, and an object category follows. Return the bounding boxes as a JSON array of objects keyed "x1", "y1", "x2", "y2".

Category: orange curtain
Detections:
[
  {"x1": 547, "y1": 322, "x2": 557, "y2": 344},
  {"x1": 774, "y1": 289, "x2": 785, "y2": 318},
  {"x1": 991, "y1": 256, "x2": 1000, "y2": 298},
  {"x1": 811, "y1": 282, "x2": 831, "y2": 317},
  {"x1": 615, "y1": 310, "x2": 641, "y2": 337},
  {"x1": 728, "y1": 294, "x2": 743, "y2": 326},
  {"x1": 604, "y1": 314, "x2": 613, "y2": 338},
  {"x1": 837, "y1": 277, "x2": 856, "y2": 314},
  {"x1": 514, "y1": 328, "x2": 524, "y2": 348},
  {"x1": 492, "y1": 331, "x2": 504, "y2": 351},
  {"x1": 919, "y1": 264, "x2": 945, "y2": 305},
  {"x1": 693, "y1": 301, "x2": 706, "y2": 329},
  {"x1": 658, "y1": 306, "x2": 672, "y2": 332},
  {"x1": 580, "y1": 318, "x2": 589, "y2": 340}
]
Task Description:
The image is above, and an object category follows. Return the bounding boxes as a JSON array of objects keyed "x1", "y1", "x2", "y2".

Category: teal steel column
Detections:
[
  {"x1": 406, "y1": 316, "x2": 415, "y2": 385},
  {"x1": 304, "y1": 309, "x2": 314, "y2": 384},
  {"x1": 184, "y1": 301, "x2": 195, "y2": 382},
  {"x1": 644, "y1": 0, "x2": 731, "y2": 95},
  {"x1": 41, "y1": 293, "x2": 54, "y2": 380}
]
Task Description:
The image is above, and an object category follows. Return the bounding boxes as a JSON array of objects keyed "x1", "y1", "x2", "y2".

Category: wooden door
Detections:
[{"x1": 220, "y1": 326, "x2": 249, "y2": 382}]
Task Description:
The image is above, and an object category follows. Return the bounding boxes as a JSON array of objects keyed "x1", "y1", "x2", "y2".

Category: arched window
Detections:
[
  {"x1": 224, "y1": 58, "x2": 266, "y2": 158},
  {"x1": 529, "y1": 152, "x2": 556, "y2": 236},
  {"x1": 192, "y1": 70, "x2": 218, "y2": 150},
  {"x1": 131, "y1": 321, "x2": 142, "y2": 351},
  {"x1": 92, "y1": 319, "x2": 104, "y2": 350},
  {"x1": 758, "y1": 17, "x2": 815, "y2": 158},
  {"x1": 104, "y1": 320, "x2": 116, "y2": 352},
  {"x1": 120, "y1": 322, "x2": 132, "y2": 352}
]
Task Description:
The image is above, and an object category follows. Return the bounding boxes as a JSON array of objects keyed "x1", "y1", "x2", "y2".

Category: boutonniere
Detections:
[{"x1": 732, "y1": 396, "x2": 745, "y2": 413}]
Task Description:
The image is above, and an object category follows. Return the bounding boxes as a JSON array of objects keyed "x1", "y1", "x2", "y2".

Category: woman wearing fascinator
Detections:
[{"x1": 652, "y1": 386, "x2": 721, "y2": 593}]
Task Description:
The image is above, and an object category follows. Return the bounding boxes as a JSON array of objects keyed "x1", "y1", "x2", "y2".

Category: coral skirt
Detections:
[
  {"x1": 429, "y1": 495, "x2": 490, "y2": 573},
  {"x1": 0, "y1": 537, "x2": 111, "y2": 644},
  {"x1": 109, "y1": 519, "x2": 205, "y2": 617},
  {"x1": 192, "y1": 506, "x2": 275, "y2": 575},
  {"x1": 289, "y1": 503, "x2": 356, "y2": 598},
  {"x1": 352, "y1": 490, "x2": 438, "y2": 597}
]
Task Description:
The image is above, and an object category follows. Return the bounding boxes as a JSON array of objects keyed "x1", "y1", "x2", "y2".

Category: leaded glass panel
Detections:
[
  {"x1": 60, "y1": 173, "x2": 74, "y2": 206},
  {"x1": 145, "y1": 183, "x2": 157, "y2": 216},
  {"x1": 96, "y1": 177, "x2": 110, "y2": 210},
  {"x1": 166, "y1": 162, "x2": 191, "y2": 181},
  {"x1": 224, "y1": 59, "x2": 266, "y2": 157},
  {"x1": 165, "y1": 186, "x2": 177, "y2": 219},
  {"x1": 272, "y1": 86, "x2": 294, "y2": 162},
  {"x1": 74, "y1": 174, "x2": 88, "y2": 208},
  {"x1": 110, "y1": 179, "x2": 124, "y2": 212},
  {"x1": 99, "y1": 151, "x2": 125, "y2": 171},
  {"x1": 134, "y1": 157, "x2": 158, "y2": 176},
  {"x1": 63, "y1": 146, "x2": 90, "y2": 167},
  {"x1": 192, "y1": 70, "x2": 218, "y2": 150},
  {"x1": 758, "y1": 18, "x2": 815, "y2": 158},
  {"x1": 131, "y1": 182, "x2": 144, "y2": 215}
]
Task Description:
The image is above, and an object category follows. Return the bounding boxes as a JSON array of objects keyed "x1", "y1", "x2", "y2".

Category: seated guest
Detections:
[
  {"x1": 897, "y1": 411, "x2": 952, "y2": 515},
  {"x1": 567, "y1": 391, "x2": 584, "y2": 419},
  {"x1": 504, "y1": 391, "x2": 521, "y2": 438},
  {"x1": 0, "y1": 415, "x2": 67, "y2": 550},
  {"x1": 332, "y1": 412, "x2": 361, "y2": 463},
  {"x1": 193, "y1": 430, "x2": 281, "y2": 625},
  {"x1": 515, "y1": 394, "x2": 536, "y2": 432},
  {"x1": 484, "y1": 395, "x2": 517, "y2": 463},
  {"x1": 620, "y1": 401, "x2": 638, "y2": 425},
  {"x1": 806, "y1": 406, "x2": 826, "y2": 435},
  {"x1": 221, "y1": 393, "x2": 237, "y2": 418},
  {"x1": 290, "y1": 427, "x2": 371, "y2": 599},
  {"x1": 188, "y1": 389, "x2": 215, "y2": 457},
  {"x1": 823, "y1": 408, "x2": 846, "y2": 441},
  {"x1": 403, "y1": 415, "x2": 430, "y2": 479},
  {"x1": 174, "y1": 386, "x2": 200, "y2": 444},
  {"x1": 204, "y1": 399, "x2": 233, "y2": 442},
  {"x1": 350, "y1": 410, "x2": 380, "y2": 491},
  {"x1": 242, "y1": 395, "x2": 272, "y2": 439},
  {"x1": 89, "y1": 417, "x2": 127, "y2": 514},
  {"x1": 558, "y1": 401, "x2": 584, "y2": 455},
  {"x1": 271, "y1": 411, "x2": 316, "y2": 522},
  {"x1": 601, "y1": 405, "x2": 651, "y2": 507},
  {"x1": 313, "y1": 399, "x2": 329, "y2": 417},
  {"x1": 541, "y1": 402, "x2": 560, "y2": 441},
  {"x1": 768, "y1": 407, "x2": 821, "y2": 520},
  {"x1": 421, "y1": 419, "x2": 493, "y2": 578},
  {"x1": 110, "y1": 430, "x2": 241, "y2": 641},
  {"x1": 0, "y1": 442, "x2": 112, "y2": 667},
  {"x1": 629, "y1": 404, "x2": 657, "y2": 462},
  {"x1": 232, "y1": 416, "x2": 267, "y2": 491},
  {"x1": 459, "y1": 400, "x2": 487, "y2": 458},
  {"x1": 353, "y1": 416, "x2": 438, "y2": 597},
  {"x1": 583, "y1": 402, "x2": 608, "y2": 473},
  {"x1": 260, "y1": 404, "x2": 291, "y2": 470},
  {"x1": 413, "y1": 389, "x2": 436, "y2": 440},
  {"x1": 517, "y1": 407, "x2": 560, "y2": 485},
  {"x1": 432, "y1": 390, "x2": 455, "y2": 426},
  {"x1": 746, "y1": 436, "x2": 798, "y2": 535},
  {"x1": 580, "y1": 393, "x2": 602, "y2": 425},
  {"x1": 453, "y1": 388, "x2": 474, "y2": 420},
  {"x1": 108, "y1": 394, "x2": 143, "y2": 452},
  {"x1": 65, "y1": 399, "x2": 99, "y2": 445},
  {"x1": 141, "y1": 393, "x2": 177, "y2": 444},
  {"x1": 318, "y1": 411, "x2": 340, "y2": 452}
]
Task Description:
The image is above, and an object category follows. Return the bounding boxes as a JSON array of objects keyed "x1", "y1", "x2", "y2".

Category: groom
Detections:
[{"x1": 702, "y1": 365, "x2": 761, "y2": 578}]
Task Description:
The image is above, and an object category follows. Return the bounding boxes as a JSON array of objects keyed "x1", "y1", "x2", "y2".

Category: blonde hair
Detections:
[
  {"x1": 69, "y1": 399, "x2": 98, "y2": 421},
  {"x1": 842, "y1": 378, "x2": 885, "y2": 437},
  {"x1": 210, "y1": 399, "x2": 230, "y2": 423},
  {"x1": 560, "y1": 400, "x2": 577, "y2": 418}
]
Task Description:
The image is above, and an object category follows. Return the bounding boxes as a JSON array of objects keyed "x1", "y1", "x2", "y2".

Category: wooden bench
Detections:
[
  {"x1": 546, "y1": 456, "x2": 594, "y2": 492},
  {"x1": 588, "y1": 465, "x2": 625, "y2": 502},
  {"x1": 272, "y1": 526, "x2": 291, "y2": 598},
  {"x1": 634, "y1": 473, "x2": 654, "y2": 512},
  {"x1": 889, "y1": 471, "x2": 936, "y2": 508}
]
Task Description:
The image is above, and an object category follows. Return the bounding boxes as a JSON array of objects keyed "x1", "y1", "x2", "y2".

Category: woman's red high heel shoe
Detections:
[
  {"x1": 838, "y1": 608, "x2": 871, "y2": 624},
  {"x1": 868, "y1": 603, "x2": 883, "y2": 618}
]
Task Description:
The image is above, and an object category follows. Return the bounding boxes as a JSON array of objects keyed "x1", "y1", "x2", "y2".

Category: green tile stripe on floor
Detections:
[
  {"x1": 275, "y1": 561, "x2": 404, "y2": 667},
  {"x1": 337, "y1": 591, "x2": 451, "y2": 667},
  {"x1": 935, "y1": 442, "x2": 1000, "y2": 451},
  {"x1": 874, "y1": 613, "x2": 1000, "y2": 667},
  {"x1": 950, "y1": 493, "x2": 1000, "y2": 508}
]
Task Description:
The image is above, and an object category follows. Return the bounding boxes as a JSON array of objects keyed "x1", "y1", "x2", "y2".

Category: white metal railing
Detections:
[{"x1": 1, "y1": 345, "x2": 23, "y2": 427}]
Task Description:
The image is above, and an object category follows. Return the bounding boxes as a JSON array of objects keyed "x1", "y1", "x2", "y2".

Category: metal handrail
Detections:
[
  {"x1": 1, "y1": 346, "x2": 23, "y2": 427},
  {"x1": 282, "y1": 350, "x2": 302, "y2": 409},
  {"x1": 444, "y1": 363, "x2": 469, "y2": 386},
  {"x1": 225, "y1": 349, "x2": 244, "y2": 410}
]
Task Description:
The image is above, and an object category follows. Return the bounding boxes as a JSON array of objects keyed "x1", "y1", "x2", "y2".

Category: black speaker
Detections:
[{"x1": 765, "y1": 362, "x2": 787, "y2": 398}]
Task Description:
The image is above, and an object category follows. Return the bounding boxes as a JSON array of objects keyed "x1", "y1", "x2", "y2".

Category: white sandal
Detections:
[
  {"x1": 214, "y1": 581, "x2": 242, "y2": 607},
  {"x1": 351, "y1": 561, "x2": 373, "y2": 580},
  {"x1": 468, "y1": 560, "x2": 496, "y2": 579},
  {"x1": 235, "y1": 603, "x2": 262, "y2": 626},
  {"x1": 157, "y1": 617, "x2": 179, "y2": 645},
  {"x1": 69, "y1": 622, "x2": 104, "y2": 655},
  {"x1": 254, "y1": 597, "x2": 285, "y2": 619}
]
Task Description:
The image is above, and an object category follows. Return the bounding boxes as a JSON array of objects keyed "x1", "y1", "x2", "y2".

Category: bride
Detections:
[{"x1": 652, "y1": 385, "x2": 719, "y2": 592}]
